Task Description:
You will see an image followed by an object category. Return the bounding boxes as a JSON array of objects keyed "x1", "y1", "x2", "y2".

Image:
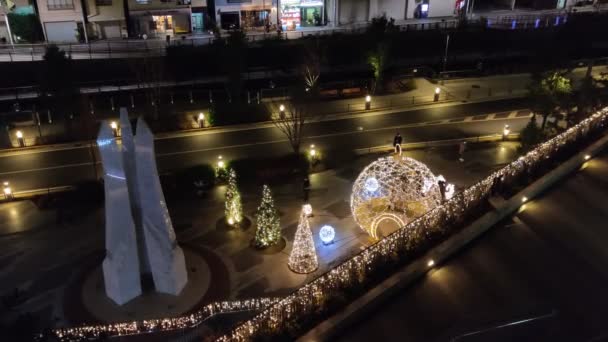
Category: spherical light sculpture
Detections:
[
  {"x1": 319, "y1": 225, "x2": 335, "y2": 244},
  {"x1": 350, "y1": 156, "x2": 442, "y2": 239}
]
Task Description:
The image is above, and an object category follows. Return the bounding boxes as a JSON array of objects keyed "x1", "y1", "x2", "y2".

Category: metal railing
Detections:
[{"x1": 0, "y1": 19, "x2": 461, "y2": 62}]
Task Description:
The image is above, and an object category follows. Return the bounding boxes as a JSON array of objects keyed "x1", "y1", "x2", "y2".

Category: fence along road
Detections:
[{"x1": 0, "y1": 19, "x2": 463, "y2": 62}]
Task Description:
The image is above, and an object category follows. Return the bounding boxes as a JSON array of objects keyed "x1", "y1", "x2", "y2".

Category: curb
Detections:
[{"x1": 298, "y1": 133, "x2": 608, "y2": 342}]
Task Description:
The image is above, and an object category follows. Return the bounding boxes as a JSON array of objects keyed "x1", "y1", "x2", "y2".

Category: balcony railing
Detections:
[{"x1": 47, "y1": 3, "x2": 75, "y2": 10}]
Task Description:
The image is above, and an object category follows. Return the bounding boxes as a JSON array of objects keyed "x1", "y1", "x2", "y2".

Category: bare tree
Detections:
[
  {"x1": 300, "y1": 41, "x2": 323, "y2": 92},
  {"x1": 271, "y1": 89, "x2": 316, "y2": 154}
]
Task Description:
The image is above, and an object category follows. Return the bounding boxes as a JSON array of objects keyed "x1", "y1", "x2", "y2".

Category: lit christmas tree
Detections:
[
  {"x1": 254, "y1": 185, "x2": 281, "y2": 248},
  {"x1": 225, "y1": 168, "x2": 243, "y2": 226},
  {"x1": 288, "y1": 207, "x2": 318, "y2": 274}
]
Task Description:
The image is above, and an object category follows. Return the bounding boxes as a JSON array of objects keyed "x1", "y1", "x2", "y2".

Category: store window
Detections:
[
  {"x1": 152, "y1": 15, "x2": 174, "y2": 33},
  {"x1": 241, "y1": 10, "x2": 270, "y2": 28},
  {"x1": 281, "y1": 0, "x2": 324, "y2": 30}
]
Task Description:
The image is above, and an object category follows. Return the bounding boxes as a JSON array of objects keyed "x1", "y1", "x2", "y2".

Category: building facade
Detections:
[
  {"x1": 127, "y1": 0, "x2": 208, "y2": 38},
  {"x1": 36, "y1": 0, "x2": 126, "y2": 42}
]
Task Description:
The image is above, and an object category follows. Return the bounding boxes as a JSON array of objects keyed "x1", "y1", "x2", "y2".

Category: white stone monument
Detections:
[
  {"x1": 135, "y1": 118, "x2": 188, "y2": 295},
  {"x1": 98, "y1": 109, "x2": 188, "y2": 305},
  {"x1": 97, "y1": 124, "x2": 142, "y2": 305}
]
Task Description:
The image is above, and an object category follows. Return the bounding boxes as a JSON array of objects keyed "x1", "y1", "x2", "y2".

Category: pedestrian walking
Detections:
[
  {"x1": 438, "y1": 179, "x2": 446, "y2": 203},
  {"x1": 393, "y1": 132, "x2": 403, "y2": 156},
  {"x1": 458, "y1": 141, "x2": 466, "y2": 162},
  {"x1": 303, "y1": 176, "x2": 311, "y2": 202}
]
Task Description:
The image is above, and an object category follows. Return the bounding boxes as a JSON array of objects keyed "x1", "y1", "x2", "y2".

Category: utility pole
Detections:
[{"x1": 443, "y1": 33, "x2": 450, "y2": 73}]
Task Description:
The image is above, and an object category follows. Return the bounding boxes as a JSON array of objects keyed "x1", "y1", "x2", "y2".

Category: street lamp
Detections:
[
  {"x1": 434, "y1": 87, "x2": 441, "y2": 102},
  {"x1": 3, "y1": 181, "x2": 13, "y2": 200},
  {"x1": 15, "y1": 130, "x2": 24, "y2": 147},
  {"x1": 427, "y1": 259, "x2": 435, "y2": 268},
  {"x1": 198, "y1": 112, "x2": 205, "y2": 128},
  {"x1": 584, "y1": 154, "x2": 591, "y2": 161},
  {"x1": 110, "y1": 121, "x2": 118, "y2": 137},
  {"x1": 502, "y1": 124, "x2": 510, "y2": 140},
  {"x1": 279, "y1": 104, "x2": 285, "y2": 119},
  {"x1": 365, "y1": 95, "x2": 372, "y2": 110},
  {"x1": 217, "y1": 155, "x2": 225, "y2": 169}
]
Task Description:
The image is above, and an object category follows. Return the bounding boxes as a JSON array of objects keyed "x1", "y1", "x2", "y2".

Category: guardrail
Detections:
[{"x1": 0, "y1": 19, "x2": 462, "y2": 62}]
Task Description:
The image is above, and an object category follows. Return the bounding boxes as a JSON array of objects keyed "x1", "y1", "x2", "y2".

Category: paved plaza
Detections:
[{"x1": 0, "y1": 141, "x2": 519, "y2": 332}]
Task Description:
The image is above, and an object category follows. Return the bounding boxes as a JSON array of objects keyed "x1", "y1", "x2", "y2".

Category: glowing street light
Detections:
[
  {"x1": 197, "y1": 112, "x2": 205, "y2": 128},
  {"x1": 365, "y1": 95, "x2": 372, "y2": 110},
  {"x1": 434, "y1": 87, "x2": 441, "y2": 102},
  {"x1": 3, "y1": 181, "x2": 13, "y2": 200},
  {"x1": 584, "y1": 154, "x2": 591, "y2": 160},
  {"x1": 521, "y1": 196, "x2": 528, "y2": 203},
  {"x1": 15, "y1": 130, "x2": 24, "y2": 147},
  {"x1": 110, "y1": 121, "x2": 118, "y2": 137},
  {"x1": 427, "y1": 259, "x2": 435, "y2": 267},
  {"x1": 217, "y1": 155, "x2": 225, "y2": 169},
  {"x1": 503, "y1": 124, "x2": 510, "y2": 140}
]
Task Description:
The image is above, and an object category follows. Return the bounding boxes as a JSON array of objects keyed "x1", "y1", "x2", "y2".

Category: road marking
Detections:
[
  {"x1": 0, "y1": 113, "x2": 533, "y2": 175},
  {"x1": 156, "y1": 113, "x2": 532, "y2": 157}
]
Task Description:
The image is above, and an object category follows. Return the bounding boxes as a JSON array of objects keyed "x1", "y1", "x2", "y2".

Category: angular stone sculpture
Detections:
[
  {"x1": 134, "y1": 118, "x2": 188, "y2": 295},
  {"x1": 97, "y1": 124, "x2": 142, "y2": 305},
  {"x1": 119, "y1": 110, "x2": 151, "y2": 275},
  {"x1": 99, "y1": 108, "x2": 188, "y2": 305}
]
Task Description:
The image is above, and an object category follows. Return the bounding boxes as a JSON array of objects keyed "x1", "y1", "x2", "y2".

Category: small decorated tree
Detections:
[
  {"x1": 254, "y1": 185, "x2": 281, "y2": 248},
  {"x1": 225, "y1": 168, "x2": 243, "y2": 226},
  {"x1": 288, "y1": 208, "x2": 318, "y2": 274}
]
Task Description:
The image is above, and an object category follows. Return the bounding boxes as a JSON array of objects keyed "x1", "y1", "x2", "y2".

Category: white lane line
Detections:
[
  {"x1": 156, "y1": 114, "x2": 531, "y2": 157},
  {"x1": 0, "y1": 162, "x2": 95, "y2": 176},
  {"x1": 0, "y1": 114, "x2": 533, "y2": 174}
]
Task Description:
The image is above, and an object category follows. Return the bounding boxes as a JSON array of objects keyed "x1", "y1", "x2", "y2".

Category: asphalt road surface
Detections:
[
  {"x1": 335, "y1": 152, "x2": 608, "y2": 342},
  {"x1": 0, "y1": 99, "x2": 530, "y2": 192}
]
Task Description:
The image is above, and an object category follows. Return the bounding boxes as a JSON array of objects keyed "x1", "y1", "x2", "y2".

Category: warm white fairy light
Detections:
[
  {"x1": 351, "y1": 156, "x2": 442, "y2": 238},
  {"x1": 216, "y1": 108, "x2": 608, "y2": 342},
  {"x1": 254, "y1": 185, "x2": 281, "y2": 248},
  {"x1": 42, "y1": 297, "x2": 280, "y2": 341},
  {"x1": 225, "y1": 169, "x2": 243, "y2": 225},
  {"x1": 43, "y1": 107, "x2": 608, "y2": 342},
  {"x1": 288, "y1": 210, "x2": 318, "y2": 274}
]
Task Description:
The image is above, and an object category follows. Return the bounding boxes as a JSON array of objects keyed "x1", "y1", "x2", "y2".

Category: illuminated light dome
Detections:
[{"x1": 350, "y1": 156, "x2": 442, "y2": 239}]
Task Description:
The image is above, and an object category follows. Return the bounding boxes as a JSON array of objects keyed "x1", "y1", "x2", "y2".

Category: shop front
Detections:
[
  {"x1": 130, "y1": 8, "x2": 192, "y2": 38},
  {"x1": 281, "y1": 0, "x2": 324, "y2": 30}
]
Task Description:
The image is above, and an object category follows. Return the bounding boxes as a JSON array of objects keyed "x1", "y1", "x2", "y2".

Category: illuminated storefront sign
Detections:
[{"x1": 281, "y1": 0, "x2": 324, "y2": 30}]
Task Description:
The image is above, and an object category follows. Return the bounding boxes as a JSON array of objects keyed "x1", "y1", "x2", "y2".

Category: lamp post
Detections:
[
  {"x1": 217, "y1": 155, "x2": 225, "y2": 169},
  {"x1": 3, "y1": 181, "x2": 13, "y2": 200},
  {"x1": 110, "y1": 121, "x2": 118, "y2": 137},
  {"x1": 198, "y1": 112, "x2": 205, "y2": 128},
  {"x1": 434, "y1": 87, "x2": 441, "y2": 102},
  {"x1": 279, "y1": 104, "x2": 285, "y2": 119},
  {"x1": 16, "y1": 130, "x2": 24, "y2": 147},
  {"x1": 365, "y1": 95, "x2": 371, "y2": 110},
  {"x1": 443, "y1": 33, "x2": 450, "y2": 73}
]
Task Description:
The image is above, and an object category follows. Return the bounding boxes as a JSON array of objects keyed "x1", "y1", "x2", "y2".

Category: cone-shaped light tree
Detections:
[
  {"x1": 254, "y1": 185, "x2": 281, "y2": 248},
  {"x1": 288, "y1": 207, "x2": 318, "y2": 274},
  {"x1": 225, "y1": 168, "x2": 243, "y2": 226}
]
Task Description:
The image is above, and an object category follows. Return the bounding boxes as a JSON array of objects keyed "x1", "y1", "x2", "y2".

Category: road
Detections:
[
  {"x1": 334, "y1": 152, "x2": 608, "y2": 342},
  {"x1": 0, "y1": 99, "x2": 531, "y2": 193}
]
